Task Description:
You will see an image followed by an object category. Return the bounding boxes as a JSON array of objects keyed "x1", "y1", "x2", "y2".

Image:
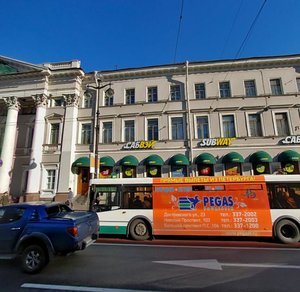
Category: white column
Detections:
[
  {"x1": 57, "y1": 94, "x2": 79, "y2": 193},
  {"x1": 0, "y1": 97, "x2": 20, "y2": 194},
  {"x1": 26, "y1": 95, "x2": 47, "y2": 195}
]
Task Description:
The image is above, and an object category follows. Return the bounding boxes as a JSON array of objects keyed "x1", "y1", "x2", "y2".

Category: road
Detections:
[{"x1": 1, "y1": 239, "x2": 300, "y2": 292}]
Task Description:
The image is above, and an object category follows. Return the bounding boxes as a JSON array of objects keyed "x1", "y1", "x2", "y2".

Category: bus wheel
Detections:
[
  {"x1": 275, "y1": 219, "x2": 300, "y2": 244},
  {"x1": 129, "y1": 219, "x2": 150, "y2": 240}
]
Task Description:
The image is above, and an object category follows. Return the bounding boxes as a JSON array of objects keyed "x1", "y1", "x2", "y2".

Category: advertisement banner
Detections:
[{"x1": 152, "y1": 176, "x2": 272, "y2": 237}]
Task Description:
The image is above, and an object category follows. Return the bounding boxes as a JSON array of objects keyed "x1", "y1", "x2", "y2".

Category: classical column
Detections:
[
  {"x1": 56, "y1": 94, "x2": 79, "y2": 196},
  {"x1": 25, "y1": 94, "x2": 48, "y2": 201},
  {"x1": 0, "y1": 97, "x2": 20, "y2": 194}
]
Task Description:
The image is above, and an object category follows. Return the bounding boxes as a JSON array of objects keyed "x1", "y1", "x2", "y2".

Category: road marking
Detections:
[
  {"x1": 21, "y1": 283, "x2": 151, "y2": 292},
  {"x1": 154, "y1": 259, "x2": 300, "y2": 271}
]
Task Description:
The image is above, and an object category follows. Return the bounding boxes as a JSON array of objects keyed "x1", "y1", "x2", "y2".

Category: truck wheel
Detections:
[
  {"x1": 21, "y1": 245, "x2": 47, "y2": 274},
  {"x1": 129, "y1": 219, "x2": 150, "y2": 240},
  {"x1": 275, "y1": 219, "x2": 300, "y2": 244}
]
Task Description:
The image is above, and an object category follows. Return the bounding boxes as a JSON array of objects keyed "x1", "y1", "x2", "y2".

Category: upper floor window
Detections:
[
  {"x1": 248, "y1": 113, "x2": 262, "y2": 137},
  {"x1": 222, "y1": 115, "x2": 236, "y2": 137},
  {"x1": 126, "y1": 89, "x2": 135, "y2": 104},
  {"x1": 196, "y1": 116, "x2": 209, "y2": 139},
  {"x1": 296, "y1": 78, "x2": 300, "y2": 92},
  {"x1": 50, "y1": 123, "x2": 60, "y2": 144},
  {"x1": 53, "y1": 98, "x2": 65, "y2": 107},
  {"x1": 124, "y1": 120, "x2": 135, "y2": 142},
  {"x1": 147, "y1": 118, "x2": 158, "y2": 140},
  {"x1": 275, "y1": 112, "x2": 290, "y2": 136},
  {"x1": 102, "y1": 122, "x2": 112, "y2": 143},
  {"x1": 105, "y1": 95, "x2": 113, "y2": 106},
  {"x1": 219, "y1": 81, "x2": 231, "y2": 98},
  {"x1": 244, "y1": 80, "x2": 257, "y2": 97},
  {"x1": 195, "y1": 83, "x2": 206, "y2": 99},
  {"x1": 171, "y1": 117, "x2": 184, "y2": 140},
  {"x1": 170, "y1": 85, "x2": 181, "y2": 101},
  {"x1": 147, "y1": 87, "x2": 158, "y2": 103},
  {"x1": 83, "y1": 94, "x2": 93, "y2": 108},
  {"x1": 81, "y1": 123, "x2": 92, "y2": 144},
  {"x1": 270, "y1": 79, "x2": 283, "y2": 95}
]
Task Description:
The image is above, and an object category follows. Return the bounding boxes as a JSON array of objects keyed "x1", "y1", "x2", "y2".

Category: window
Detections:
[
  {"x1": 147, "y1": 87, "x2": 158, "y2": 103},
  {"x1": 81, "y1": 123, "x2": 92, "y2": 144},
  {"x1": 124, "y1": 120, "x2": 135, "y2": 142},
  {"x1": 0, "y1": 125, "x2": 5, "y2": 150},
  {"x1": 46, "y1": 170, "x2": 56, "y2": 190},
  {"x1": 196, "y1": 116, "x2": 209, "y2": 139},
  {"x1": 275, "y1": 113, "x2": 290, "y2": 136},
  {"x1": 53, "y1": 98, "x2": 65, "y2": 107},
  {"x1": 195, "y1": 83, "x2": 206, "y2": 99},
  {"x1": 105, "y1": 95, "x2": 114, "y2": 106},
  {"x1": 297, "y1": 78, "x2": 300, "y2": 92},
  {"x1": 83, "y1": 94, "x2": 93, "y2": 108},
  {"x1": 170, "y1": 85, "x2": 181, "y2": 101},
  {"x1": 102, "y1": 122, "x2": 112, "y2": 143},
  {"x1": 171, "y1": 117, "x2": 184, "y2": 140},
  {"x1": 248, "y1": 114, "x2": 263, "y2": 137},
  {"x1": 147, "y1": 118, "x2": 158, "y2": 140},
  {"x1": 222, "y1": 115, "x2": 236, "y2": 137},
  {"x1": 50, "y1": 123, "x2": 59, "y2": 144},
  {"x1": 244, "y1": 80, "x2": 257, "y2": 97},
  {"x1": 219, "y1": 81, "x2": 231, "y2": 98},
  {"x1": 126, "y1": 89, "x2": 135, "y2": 104},
  {"x1": 270, "y1": 79, "x2": 283, "y2": 95}
]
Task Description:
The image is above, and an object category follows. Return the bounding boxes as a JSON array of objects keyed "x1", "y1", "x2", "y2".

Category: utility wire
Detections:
[{"x1": 173, "y1": 0, "x2": 184, "y2": 63}]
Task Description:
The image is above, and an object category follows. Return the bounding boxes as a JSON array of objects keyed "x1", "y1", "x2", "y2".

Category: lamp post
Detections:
[{"x1": 85, "y1": 71, "x2": 114, "y2": 179}]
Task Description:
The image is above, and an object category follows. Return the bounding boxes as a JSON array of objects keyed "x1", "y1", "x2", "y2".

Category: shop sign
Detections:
[
  {"x1": 281, "y1": 136, "x2": 300, "y2": 144},
  {"x1": 198, "y1": 138, "x2": 236, "y2": 147},
  {"x1": 123, "y1": 140, "x2": 157, "y2": 150}
]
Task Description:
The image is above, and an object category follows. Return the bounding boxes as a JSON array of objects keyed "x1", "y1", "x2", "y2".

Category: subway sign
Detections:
[
  {"x1": 123, "y1": 140, "x2": 157, "y2": 150},
  {"x1": 198, "y1": 138, "x2": 236, "y2": 147}
]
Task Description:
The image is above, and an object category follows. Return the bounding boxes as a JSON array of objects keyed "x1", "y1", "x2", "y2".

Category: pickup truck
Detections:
[{"x1": 0, "y1": 202, "x2": 99, "y2": 273}]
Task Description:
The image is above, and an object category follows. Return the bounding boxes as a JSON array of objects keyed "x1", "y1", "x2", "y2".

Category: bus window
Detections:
[
  {"x1": 123, "y1": 186, "x2": 152, "y2": 209},
  {"x1": 267, "y1": 183, "x2": 300, "y2": 209},
  {"x1": 93, "y1": 186, "x2": 120, "y2": 212}
]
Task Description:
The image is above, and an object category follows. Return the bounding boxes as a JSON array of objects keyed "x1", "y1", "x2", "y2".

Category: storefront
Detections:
[
  {"x1": 71, "y1": 156, "x2": 90, "y2": 195},
  {"x1": 119, "y1": 155, "x2": 139, "y2": 178},
  {"x1": 144, "y1": 154, "x2": 164, "y2": 177},
  {"x1": 278, "y1": 150, "x2": 300, "y2": 174},
  {"x1": 100, "y1": 156, "x2": 115, "y2": 178},
  {"x1": 195, "y1": 153, "x2": 216, "y2": 176},
  {"x1": 222, "y1": 152, "x2": 244, "y2": 176},
  {"x1": 168, "y1": 154, "x2": 189, "y2": 177},
  {"x1": 249, "y1": 151, "x2": 272, "y2": 175}
]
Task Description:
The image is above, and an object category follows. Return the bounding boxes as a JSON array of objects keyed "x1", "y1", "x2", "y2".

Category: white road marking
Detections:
[
  {"x1": 154, "y1": 259, "x2": 300, "y2": 270},
  {"x1": 21, "y1": 283, "x2": 152, "y2": 292}
]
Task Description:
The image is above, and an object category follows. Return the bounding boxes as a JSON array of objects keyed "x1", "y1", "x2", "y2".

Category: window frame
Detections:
[
  {"x1": 195, "y1": 83, "x2": 206, "y2": 99},
  {"x1": 194, "y1": 115, "x2": 210, "y2": 139},
  {"x1": 101, "y1": 121, "x2": 113, "y2": 144},
  {"x1": 170, "y1": 85, "x2": 182, "y2": 101},
  {"x1": 147, "y1": 86, "x2": 158, "y2": 103},
  {"x1": 125, "y1": 88, "x2": 135, "y2": 105},
  {"x1": 123, "y1": 119, "x2": 135, "y2": 142},
  {"x1": 246, "y1": 112, "x2": 264, "y2": 137},
  {"x1": 80, "y1": 122, "x2": 92, "y2": 144},
  {"x1": 270, "y1": 78, "x2": 283, "y2": 96},
  {"x1": 273, "y1": 111, "x2": 291, "y2": 136},
  {"x1": 220, "y1": 113, "x2": 237, "y2": 138},
  {"x1": 244, "y1": 80, "x2": 257, "y2": 97},
  {"x1": 146, "y1": 117, "x2": 159, "y2": 141},
  {"x1": 219, "y1": 81, "x2": 231, "y2": 98},
  {"x1": 169, "y1": 115, "x2": 185, "y2": 140}
]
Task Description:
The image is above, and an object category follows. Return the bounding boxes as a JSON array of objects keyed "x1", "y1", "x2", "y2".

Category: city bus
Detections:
[{"x1": 88, "y1": 175, "x2": 300, "y2": 243}]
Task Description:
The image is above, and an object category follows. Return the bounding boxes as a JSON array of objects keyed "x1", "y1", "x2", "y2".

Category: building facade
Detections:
[{"x1": 1, "y1": 54, "x2": 300, "y2": 201}]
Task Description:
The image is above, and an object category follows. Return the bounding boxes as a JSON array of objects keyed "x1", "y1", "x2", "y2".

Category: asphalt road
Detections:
[{"x1": 1, "y1": 240, "x2": 300, "y2": 292}]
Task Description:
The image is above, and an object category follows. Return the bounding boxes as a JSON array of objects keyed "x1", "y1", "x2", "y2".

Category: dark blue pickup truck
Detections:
[{"x1": 0, "y1": 202, "x2": 99, "y2": 273}]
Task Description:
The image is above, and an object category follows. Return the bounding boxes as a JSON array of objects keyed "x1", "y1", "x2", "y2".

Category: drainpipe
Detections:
[{"x1": 185, "y1": 61, "x2": 194, "y2": 172}]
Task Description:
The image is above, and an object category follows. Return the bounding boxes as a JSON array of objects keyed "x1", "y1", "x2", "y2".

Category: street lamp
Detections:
[{"x1": 85, "y1": 71, "x2": 114, "y2": 179}]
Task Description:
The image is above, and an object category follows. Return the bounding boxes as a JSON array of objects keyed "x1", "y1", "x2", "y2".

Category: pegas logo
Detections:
[{"x1": 203, "y1": 196, "x2": 234, "y2": 208}]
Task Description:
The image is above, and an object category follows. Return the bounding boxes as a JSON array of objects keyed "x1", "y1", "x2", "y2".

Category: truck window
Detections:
[{"x1": 0, "y1": 207, "x2": 25, "y2": 223}]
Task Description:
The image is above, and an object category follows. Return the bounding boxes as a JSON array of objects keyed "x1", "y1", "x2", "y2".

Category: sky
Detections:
[{"x1": 0, "y1": 0, "x2": 300, "y2": 73}]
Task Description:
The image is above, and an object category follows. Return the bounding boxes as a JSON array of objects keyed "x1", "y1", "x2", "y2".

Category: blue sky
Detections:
[{"x1": 1, "y1": 0, "x2": 299, "y2": 72}]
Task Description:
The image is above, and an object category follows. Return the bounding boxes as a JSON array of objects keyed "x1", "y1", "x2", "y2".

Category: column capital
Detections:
[
  {"x1": 63, "y1": 94, "x2": 79, "y2": 107},
  {"x1": 4, "y1": 96, "x2": 20, "y2": 111},
  {"x1": 32, "y1": 94, "x2": 48, "y2": 107}
]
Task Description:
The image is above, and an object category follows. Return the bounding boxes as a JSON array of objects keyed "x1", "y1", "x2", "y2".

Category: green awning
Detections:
[
  {"x1": 119, "y1": 155, "x2": 139, "y2": 166},
  {"x1": 168, "y1": 154, "x2": 189, "y2": 166},
  {"x1": 144, "y1": 154, "x2": 164, "y2": 166},
  {"x1": 278, "y1": 150, "x2": 300, "y2": 162},
  {"x1": 250, "y1": 151, "x2": 272, "y2": 163},
  {"x1": 195, "y1": 153, "x2": 216, "y2": 165},
  {"x1": 222, "y1": 152, "x2": 244, "y2": 163},
  {"x1": 72, "y1": 157, "x2": 90, "y2": 168},
  {"x1": 100, "y1": 156, "x2": 115, "y2": 167}
]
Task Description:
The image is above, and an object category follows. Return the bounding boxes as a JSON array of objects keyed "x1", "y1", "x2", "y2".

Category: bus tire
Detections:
[
  {"x1": 129, "y1": 219, "x2": 150, "y2": 240},
  {"x1": 275, "y1": 219, "x2": 300, "y2": 244}
]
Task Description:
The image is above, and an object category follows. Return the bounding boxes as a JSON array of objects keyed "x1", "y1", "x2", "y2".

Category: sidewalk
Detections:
[{"x1": 73, "y1": 194, "x2": 89, "y2": 211}]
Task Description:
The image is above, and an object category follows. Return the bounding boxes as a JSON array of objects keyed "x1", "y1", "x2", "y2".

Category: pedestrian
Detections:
[{"x1": 67, "y1": 188, "x2": 74, "y2": 208}]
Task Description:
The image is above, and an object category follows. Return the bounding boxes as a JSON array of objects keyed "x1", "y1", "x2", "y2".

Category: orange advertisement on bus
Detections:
[{"x1": 152, "y1": 176, "x2": 273, "y2": 237}]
